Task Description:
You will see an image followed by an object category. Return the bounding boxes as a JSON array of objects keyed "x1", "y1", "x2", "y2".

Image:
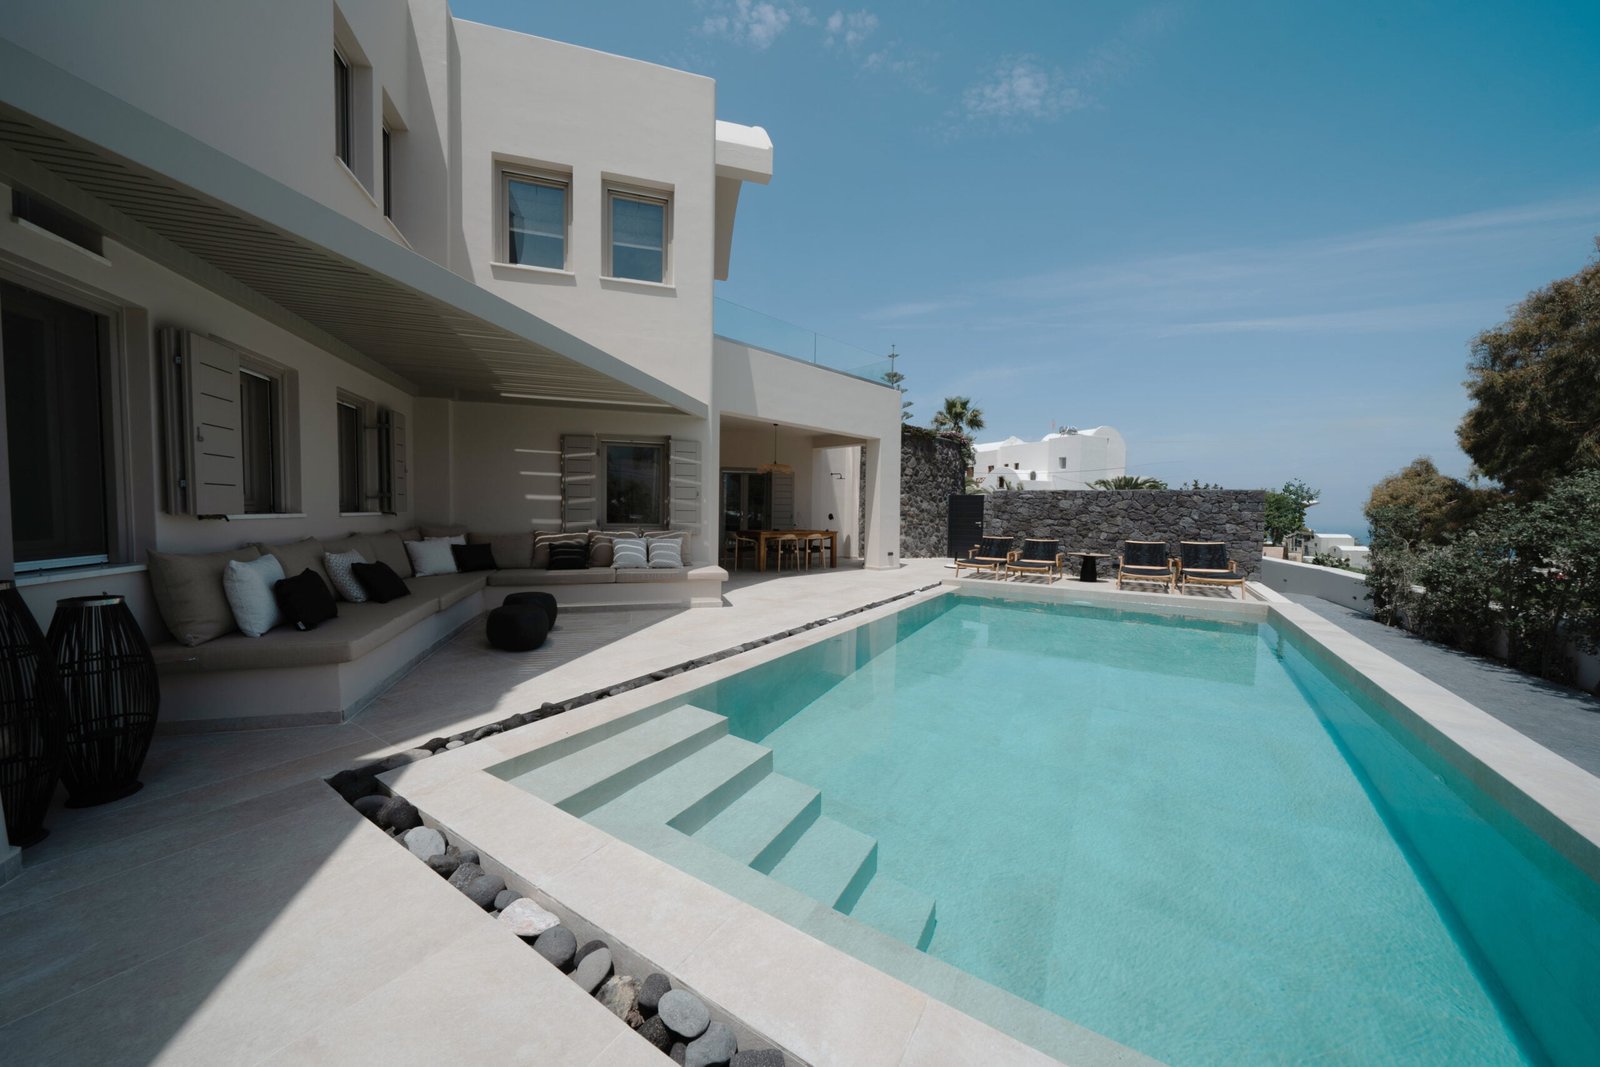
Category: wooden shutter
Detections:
[
  {"x1": 771, "y1": 470, "x2": 795, "y2": 529},
  {"x1": 668, "y1": 437, "x2": 701, "y2": 529},
  {"x1": 378, "y1": 407, "x2": 407, "y2": 513},
  {"x1": 560, "y1": 434, "x2": 598, "y2": 530},
  {"x1": 160, "y1": 329, "x2": 245, "y2": 516}
]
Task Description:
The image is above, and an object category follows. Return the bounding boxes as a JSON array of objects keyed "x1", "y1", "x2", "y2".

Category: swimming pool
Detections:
[{"x1": 500, "y1": 590, "x2": 1600, "y2": 1065}]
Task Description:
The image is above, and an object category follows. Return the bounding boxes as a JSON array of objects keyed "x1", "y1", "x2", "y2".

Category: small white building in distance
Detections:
[{"x1": 972, "y1": 426, "x2": 1126, "y2": 491}]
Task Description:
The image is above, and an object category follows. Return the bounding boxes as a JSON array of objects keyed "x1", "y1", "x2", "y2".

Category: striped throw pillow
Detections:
[
  {"x1": 647, "y1": 539, "x2": 682, "y2": 568},
  {"x1": 613, "y1": 537, "x2": 648, "y2": 569}
]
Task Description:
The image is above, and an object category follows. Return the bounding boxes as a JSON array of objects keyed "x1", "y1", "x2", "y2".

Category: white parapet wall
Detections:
[{"x1": 1258, "y1": 556, "x2": 1373, "y2": 613}]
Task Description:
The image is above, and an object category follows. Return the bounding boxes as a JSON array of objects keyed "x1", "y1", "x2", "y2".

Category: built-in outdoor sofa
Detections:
[{"x1": 146, "y1": 529, "x2": 725, "y2": 732}]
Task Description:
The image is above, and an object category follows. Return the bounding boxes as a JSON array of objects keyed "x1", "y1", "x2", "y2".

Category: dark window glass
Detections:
[
  {"x1": 334, "y1": 51, "x2": 352, "y2": 165},
  {"x1": 604, "y1": 443, "x2": 665, "y2": 526},
  {"x1": 507, "y1": 178, "x2": 566, "y2": 268},
  {"x1": 337, "y1": 401, "x2": 361, "y2": 512},
  {"x1": 239, "y1": 371, "x2": 277, "y2": 514},
  {"x1": 11, "y1": 191, "x2": 102, "y2": 255},
  {"x1": 2, "y1": 281, "x2": 109, "y2": 565},
  {"x1": 609, "y1": 194, "x2": 666, "y2": 282},
  {"x1": 381, "y1": 126, "x2": 392, "y2": 217}
]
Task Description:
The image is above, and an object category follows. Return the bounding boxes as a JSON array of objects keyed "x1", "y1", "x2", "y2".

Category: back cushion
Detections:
[
  {"x1": 259, "y1": 538, "x2": 333, "y2": 598},
  {"x1": 420, "y1": 523, "x2": 468, "y2": 539},
  {"x1": 321, "y1": 534, "x2": 374, "y2": 560},
  {"x1": 148, "y1": 545, "x2": 263, "y2": 647},
  {"x1": 366, "y1": 530, "x2": 414, "y2": 577},
  {"x1": 468, "y1": 531, "x2": 533, "y2": 570}
]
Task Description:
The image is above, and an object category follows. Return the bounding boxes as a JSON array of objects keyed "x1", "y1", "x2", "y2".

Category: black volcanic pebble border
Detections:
[
  {"x1": 327, "y1": 580, "x2": 946, "y2": 799},
  {"x1": 352, "y1": 791, "x2": 788, "y2": 1067}
]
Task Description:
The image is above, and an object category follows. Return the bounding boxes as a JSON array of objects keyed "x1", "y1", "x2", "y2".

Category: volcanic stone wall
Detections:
[
  {"x1": 899, "y1": 429, "x2": 967, "y2": 558},
  {"x1": 981, "y1": 489, "x2": 1266, "y2": 574}
]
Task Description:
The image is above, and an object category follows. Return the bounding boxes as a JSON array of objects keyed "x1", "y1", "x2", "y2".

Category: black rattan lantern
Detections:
[
  {"x1": 48, "y1": 594, "x2": 159, "y2": 807},
  {"x1": 0, "y1": 579, "x2": 64, "y2": 845}
]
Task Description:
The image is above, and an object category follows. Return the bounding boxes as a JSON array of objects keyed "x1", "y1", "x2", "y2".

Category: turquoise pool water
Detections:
[{"x1": 677, "y1": 593, "x2": 1600, "y2": 1066}]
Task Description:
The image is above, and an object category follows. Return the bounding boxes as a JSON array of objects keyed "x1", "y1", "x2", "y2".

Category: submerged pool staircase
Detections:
[{"x1": 507, "y1": 703, "x2": 937, "y2": 951}]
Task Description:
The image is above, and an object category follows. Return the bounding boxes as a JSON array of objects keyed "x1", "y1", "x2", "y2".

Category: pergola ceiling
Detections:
[{"x1": 0, "y1": 45, "x2": 699, "y2": 415}]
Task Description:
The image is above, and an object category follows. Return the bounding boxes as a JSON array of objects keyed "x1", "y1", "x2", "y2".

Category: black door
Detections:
[{"x1": 947, "y1": 494, "x2": 984, "y2": 559}]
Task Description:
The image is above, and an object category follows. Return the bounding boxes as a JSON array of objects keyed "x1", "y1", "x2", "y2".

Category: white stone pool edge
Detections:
[{"x1": 380, "y1": 578, "x2": 1600, "y2": 1066}]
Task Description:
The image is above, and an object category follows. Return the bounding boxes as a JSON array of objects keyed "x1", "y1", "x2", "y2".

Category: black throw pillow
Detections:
[
  {"x1": 352, "y1": 560, "x2": 411, "y2": 603},
  {"x1": 548, "y1": 541, "x2": 588, "y2": 571},
  {"x1": 274, "y1": 568, "x2": 338, "y2": 631},
  {"x1": 451, "y1": 542, "x2": 496, "y2": 573}
]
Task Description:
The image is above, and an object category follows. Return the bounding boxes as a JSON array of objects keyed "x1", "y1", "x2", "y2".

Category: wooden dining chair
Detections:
[{"x1": 775, "y1": 533, "x2": 801, "y2": 572}]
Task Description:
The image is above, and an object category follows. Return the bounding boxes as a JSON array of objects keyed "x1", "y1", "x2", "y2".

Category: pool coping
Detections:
[{"x1": 382, "y1": 576, "x2": 1600, "y2": 1065}]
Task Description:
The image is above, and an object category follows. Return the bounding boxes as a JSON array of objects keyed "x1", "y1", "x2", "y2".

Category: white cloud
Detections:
[
  {"x1": 960, "y1": 56, "x2": 1088, "y2": 124},
  {"x1": 824, "y1": 9, "x2": 878, "y2": 50},
  {"x1": 700, "y1": 1, "x2": 808, "y2": 51}
]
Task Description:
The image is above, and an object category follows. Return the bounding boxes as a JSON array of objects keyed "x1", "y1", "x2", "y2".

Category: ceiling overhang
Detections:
[{"x1": 0, "y1": 38, "x2": 704, "y2": 417}]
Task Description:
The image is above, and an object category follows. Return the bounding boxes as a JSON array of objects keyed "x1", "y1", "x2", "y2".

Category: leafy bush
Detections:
[{"x1": 1309, "y1": 553, "x2": 1353, "y2": 570}]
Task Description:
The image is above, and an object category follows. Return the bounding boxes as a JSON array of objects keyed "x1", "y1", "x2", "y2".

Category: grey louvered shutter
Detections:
[
  {"x1": 561, "y1": 434, "x2": 598, "y2": 530},
  {"x1": 668, "y1": 437, "x2": 701, "y2": 529},
  {"x1": 771, "y1": 470, "x2": 795, "y2": 529},
  {"x1": 379, "y1": 408, "x2": 407, "y2": 513},
  {"x1": 186, "y1": 333, "x2": 245, "y2": 516}
]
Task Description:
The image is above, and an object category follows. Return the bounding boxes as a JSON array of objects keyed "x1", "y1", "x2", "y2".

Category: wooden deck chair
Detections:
[
  {"x1": 1117, "y1": 540, "x2": 1174, "y2": 593},
  {"x1": 1177, "y1": 541, "x2": 1247, "y2": 599},
  {"x1": 955, "y1": 534, "x2": 1015, "y2": 578},
  {"x1": 1006, "y1": 538, "x2": 1065, "y2": 582}
]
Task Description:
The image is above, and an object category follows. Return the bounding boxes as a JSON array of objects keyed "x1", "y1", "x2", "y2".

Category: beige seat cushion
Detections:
[
  {"x1": 147, "y1": 545, "x2": 263, "y2": 646},
  {"x1": 259, "y1": 538, "x2": 334, "y2": 596},
  {"x1": 615, "y1": 566, "x2": 689, "y2": 584},
  {"x1": 406, "y1": 572, "x2": 487, "y2": 610},
  {"x1": 152, "y1": 594, "x2": 439, "y2": 671},
  {"x1": 365, "y1": 530, "x2": 414, "y2": 578},
  {"x1": 488, "y1": 568, "x2": 617, "y2": 586},
  {"x1": 468, "y1": 531, "x2": 533, "y2": 569}
]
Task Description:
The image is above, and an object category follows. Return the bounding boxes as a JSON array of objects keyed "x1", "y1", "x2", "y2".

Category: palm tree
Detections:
[
  {"x1": 1091, "y1": 475, "x2": 1168, "y2": 490},
  {"x1": 931, "y1": 396, "x2": 985, "y2": 436}
]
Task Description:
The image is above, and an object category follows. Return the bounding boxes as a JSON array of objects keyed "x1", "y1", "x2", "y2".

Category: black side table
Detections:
[{"x1": 1070, "y1": 552, "x2": 1111, "y2": 583}]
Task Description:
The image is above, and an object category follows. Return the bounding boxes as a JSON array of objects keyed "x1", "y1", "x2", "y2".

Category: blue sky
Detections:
[{"x1": 454, "y1": 1, "x2": 1600, "y2": 534}]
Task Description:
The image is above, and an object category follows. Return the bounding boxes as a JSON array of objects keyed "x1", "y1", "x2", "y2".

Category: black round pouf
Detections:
[
  {"x1": 502, "y1": 591, "x2": 557, "y2": 624},
  {"x1": 487, "y1": 605, "x2": 550, "y2": 652}
]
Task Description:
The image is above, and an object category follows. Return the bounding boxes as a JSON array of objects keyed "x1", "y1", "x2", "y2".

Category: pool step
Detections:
[
  {"x1": 586, "y1": 734, "x2": 774, "y2": 831},
  {"x1": 514, "y1": 704, "x2": 728, "y2": 815},
  {"x1": 684, "y1": 772, "x2": 822, "y2": 867},
  {"x1": 846, "y1": 875, "x2": 937, "y2": 951},
  {"x1": 764, "y1": 815, "x2": 878, "y2": 912}
]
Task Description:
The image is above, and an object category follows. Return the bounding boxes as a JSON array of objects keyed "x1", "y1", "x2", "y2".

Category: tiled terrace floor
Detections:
[{"x1": 0, "y1": 560, "x2": 964, "y2": 1065}]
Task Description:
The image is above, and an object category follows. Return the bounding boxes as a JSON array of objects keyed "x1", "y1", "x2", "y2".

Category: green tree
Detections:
[
  {"x1": 1263, "y1": 479, "x2": 1319, "y2": 543},
  {"x1": 1363, "y1": 457, "x2": 1497, "y2": 545},
  {"x1": 1090, "y1": 475, "x2": 1169, "y2": 490},
  {"x1": 1458, "y1": 244, "x2": 1600, "y2": 498},
  {"x1": 931, "y1": 396, "x2": 985, "y2": 467},
  {"x1": 881, "y1": 367, "x2": 913, "y2": 423}
]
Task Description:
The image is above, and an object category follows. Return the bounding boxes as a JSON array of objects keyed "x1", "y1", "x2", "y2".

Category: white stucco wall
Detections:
[
  {"x1": 974, "y1": 426, "x2": 1126, "y2": 490},
  {"x1": 452, "y1": 20, "x2": 718, "y2": 407}
]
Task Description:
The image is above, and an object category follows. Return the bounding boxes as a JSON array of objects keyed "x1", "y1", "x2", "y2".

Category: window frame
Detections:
[
  {"x1": 380, "y1": 124, "x2": 392, "y2": 218},
  {"x1": 335, "y1": 395, "x2": 365, "y2": 515},
  {"x1": 500, "y1": 169, "x2": 570, "y2": 270},
  {"x1": 334, "y1": 48, "x2": 353, "y2": 167},
  {"x1": 603, "y1": 186, "x2": 671, "y2": 284},
  {"x1": 598, "y1": 436, "x2": 669, "y2": 530},
  {"x1": 237, "y1": 368, "x2": 279, "y2": 516}
]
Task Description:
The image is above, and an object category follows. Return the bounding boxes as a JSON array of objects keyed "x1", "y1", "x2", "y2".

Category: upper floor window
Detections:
[
  {"x1": 504, "y1": 173, "x2": 567, "y2": 269},
  {"x1": 334, "y1": 49, "x2": 353, "y2": 166},
  {"x1": 607, "y1": 190, "x2": 668, "y2": 283}
]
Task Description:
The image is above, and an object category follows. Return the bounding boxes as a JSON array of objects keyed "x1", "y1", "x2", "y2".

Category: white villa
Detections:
[
  {"x1": 0, "y1": 3, "x2": 901, "y2": 729},
  {"x1": 972, "y1": 426, "x2": 1126, "y2": 491}
]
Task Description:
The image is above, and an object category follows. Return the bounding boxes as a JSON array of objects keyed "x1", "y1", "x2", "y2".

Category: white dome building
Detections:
[{"x1": 972, "y1": 426, "x2": 1126, "y2": 491}]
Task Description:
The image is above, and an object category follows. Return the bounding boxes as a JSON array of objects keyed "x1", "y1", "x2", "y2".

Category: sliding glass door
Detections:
[{"x1": 721, "y1": 470, "x2": 771, "y2": 537}]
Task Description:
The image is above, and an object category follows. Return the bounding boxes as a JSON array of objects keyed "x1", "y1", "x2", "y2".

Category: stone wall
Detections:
[
  {"x1": 899, "y1": 429, "x2": 966, "y2": 559},
  {"x1": 981, "y1": 489, "x2": 1266, "y2": 574}
]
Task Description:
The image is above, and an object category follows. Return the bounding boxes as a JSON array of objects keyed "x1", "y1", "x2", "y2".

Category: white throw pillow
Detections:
[
  {"x1": 406, "y1": 538, "x2": 458, "y2": 577},
  {"x1": 222, "y1": 554, "x2": 285, "y2": 638},
  {"x1": 647, "y1": 539, "x2": 682, "y2": 568},
  {"x1": 612, "y1": 537, "x2": 648, "y2": 569},
  {"x1": 323, "y1": 549, "x2": 370, "y2": 602}
]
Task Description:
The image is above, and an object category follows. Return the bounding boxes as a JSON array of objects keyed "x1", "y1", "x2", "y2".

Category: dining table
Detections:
[{"x1": 739, "y1": 529, "x2": 838, "y2": 572}]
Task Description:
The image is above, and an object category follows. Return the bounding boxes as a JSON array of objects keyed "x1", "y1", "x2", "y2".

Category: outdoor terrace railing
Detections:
[{"x1": 714, "y1": 297, "x2": 895, "y2": 387}]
